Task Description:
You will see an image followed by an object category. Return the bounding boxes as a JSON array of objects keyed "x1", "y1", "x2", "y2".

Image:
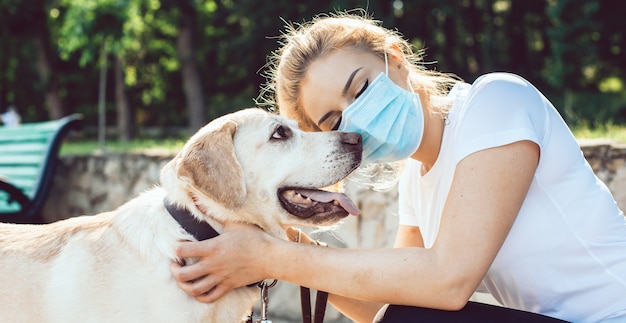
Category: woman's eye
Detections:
[
  {"x1": 271, "y1": 125, "x2": 289, "y2": 140},
  {"x1": 355, "y1": 79, "x2": 369, "y2": 99},
  {"x1": 331, "y1": 116, "x2": 342, "y2": 131}
]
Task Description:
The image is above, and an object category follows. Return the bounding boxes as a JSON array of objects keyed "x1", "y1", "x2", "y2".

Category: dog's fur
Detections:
[{"x1": 0, "y1": 108, "x2": 361, "y2": 322}]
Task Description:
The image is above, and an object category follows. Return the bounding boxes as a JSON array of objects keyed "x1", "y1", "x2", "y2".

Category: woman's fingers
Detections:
[
  {"x1": 170, "y1": 261, "x2": 231, "y2": 302},
  {"x1": 170, "y1": 221, "x2": 275, "y2": 303},
  {"x1": 174, "y1": 239, "x2": 212, "y2": 259},
  {"x1": 170, "y1": 260, "x2": 256, "y2": 304},
  {"x1": 170, "y1": 261, "x2": 205, "y2": 286},
  {"x1": 196, "y1": 282, "x2": 237, "y2": 303}
]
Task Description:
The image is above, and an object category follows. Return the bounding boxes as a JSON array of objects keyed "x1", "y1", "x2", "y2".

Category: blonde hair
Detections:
[
  {"x1": 258, "y1": 11, "x2": 462, "y2": 191},
  {"x1": 258, "y1": 10, "x2": 462, "y2": 131}
]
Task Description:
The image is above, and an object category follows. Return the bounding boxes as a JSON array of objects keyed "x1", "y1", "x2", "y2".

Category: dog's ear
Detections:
[{"x1": 177, "y1": 121, "x2": 246, "y2": 209}]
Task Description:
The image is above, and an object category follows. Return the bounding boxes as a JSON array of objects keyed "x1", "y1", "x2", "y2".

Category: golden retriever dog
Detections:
[{"x1": 0, "y1": 108, "x2": 362, "y2": 322}]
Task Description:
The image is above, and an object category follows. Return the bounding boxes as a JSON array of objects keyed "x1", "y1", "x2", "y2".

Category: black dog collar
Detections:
[
  {"x1": 165, "y1": 198, "x2": 262, "y2": 289},
  {"x1": 164, "y1": 199, "x2": 219, "y2": 241}
]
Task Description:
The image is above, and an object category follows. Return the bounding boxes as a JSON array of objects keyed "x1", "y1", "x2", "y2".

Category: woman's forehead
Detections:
[
  {"x1": 298, "y1": 48, "x2": 382, "y2": 127},
  {"x1": 302, "y1": 49, "x2": 378, "y2": 92}
]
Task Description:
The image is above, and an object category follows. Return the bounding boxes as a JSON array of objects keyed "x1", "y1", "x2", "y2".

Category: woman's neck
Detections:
[{"x1": 411, "y1": 105, "x2": 446, "y2": 175}]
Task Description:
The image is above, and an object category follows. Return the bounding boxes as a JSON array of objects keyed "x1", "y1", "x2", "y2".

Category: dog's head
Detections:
[{"x1": 161, "y1": 108, "x2": 362, "y2": 237}]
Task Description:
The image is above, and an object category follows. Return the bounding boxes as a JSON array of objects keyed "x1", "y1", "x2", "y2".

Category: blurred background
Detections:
[{"x1": 1, "y1": 0, "x2": 625, "y2": 141}]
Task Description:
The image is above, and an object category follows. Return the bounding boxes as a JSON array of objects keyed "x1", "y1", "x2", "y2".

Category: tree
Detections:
[
  {"x1": 0, "y1": 0, "x2": 64, "y2": 120},
  {"x1": 544, "y1": 0, "x2": 600, "y2": 122},
  {"x1": 58, "y1": 0, "x2": 132, "y2": 141},
  {"x1": 175, "y1": 0, "x2": 206, "y2": 132},
  {"x1": 1, "y1": 0, "x2": 624, "y2": 130}
]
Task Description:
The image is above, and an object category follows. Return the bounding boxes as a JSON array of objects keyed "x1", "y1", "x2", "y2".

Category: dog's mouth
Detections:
[{"x1": 278, "y1": 187, "x2": 361, "y2": 219}]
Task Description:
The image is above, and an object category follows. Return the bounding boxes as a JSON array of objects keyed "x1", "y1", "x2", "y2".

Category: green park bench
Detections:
[{"x1": 0, "y1": 114, "x2": 83, "y2": 224}]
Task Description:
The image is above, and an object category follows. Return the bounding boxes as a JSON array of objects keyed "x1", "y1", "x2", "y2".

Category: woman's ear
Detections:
[
  {"x1": 387, "y1": 44, "x2": 410, "y2": 79},
  {"x1": 388, "y1": 44, "x2": 406, "y2": 69}
]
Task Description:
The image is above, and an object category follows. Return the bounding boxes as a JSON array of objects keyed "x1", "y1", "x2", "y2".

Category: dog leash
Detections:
[
  {"x1": 300, "y1": 286, "x2": 329, "y2": 323},
  {"x1": 295, "y1": 230, "x2": 329, "y2": 323}
]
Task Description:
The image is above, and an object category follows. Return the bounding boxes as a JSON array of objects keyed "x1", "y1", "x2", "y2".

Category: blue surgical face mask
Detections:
[{"x1": 338, "y1": 53, "x2": 424, "y2": 164}]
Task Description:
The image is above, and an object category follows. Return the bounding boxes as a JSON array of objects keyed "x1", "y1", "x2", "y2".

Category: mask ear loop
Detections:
[{"x1": 384, "y1": 51, "x2": 389, "y2": 76}]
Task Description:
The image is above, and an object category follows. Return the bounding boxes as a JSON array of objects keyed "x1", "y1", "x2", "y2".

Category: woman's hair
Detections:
[
  {"x1": 258, "y1": 10, "x2": 462, "y2": 131},
  {"x1": 258, "y1": 11, "x2": 462, "y2": 191}
]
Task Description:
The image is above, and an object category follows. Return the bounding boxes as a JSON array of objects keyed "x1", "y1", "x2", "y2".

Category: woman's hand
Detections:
[{"x1": 170, "y1": 221, "x2": 273, "y2": 303}]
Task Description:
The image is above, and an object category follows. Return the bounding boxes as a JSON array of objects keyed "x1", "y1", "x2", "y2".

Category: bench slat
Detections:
[
  {"x1": 1, "y1": 142, "x2": 49, "y2": 154},
  {"x1": 0, "y1": 130, "x2": 56, "y2": 142},
  {"x1": 0, "y1": 167, "x2": 39, "y2": 177},
  {"x1": 0, "y1": 170, "x2": 38, "y2": 181},
  {"x1": 0, "y1": 118, "x2": 65, "y2": 143},
  {"x1": 0, "y1": 133, "x2": 52, "y2": 142},
  {"x1": 0, "y1": 155, "x2": 45, "y2": 166},
  {"x1": 0, "y1": 120, "x2": 64, "y2": 132}
]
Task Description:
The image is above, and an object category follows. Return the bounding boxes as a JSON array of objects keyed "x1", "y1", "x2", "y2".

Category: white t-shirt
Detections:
[{"x1": 398, "y1": 73, "x2": 626, "y2": 322}]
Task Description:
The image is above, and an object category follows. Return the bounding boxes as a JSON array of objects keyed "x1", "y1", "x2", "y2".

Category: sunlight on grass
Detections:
[
  {"x1": 571, "y1": 123, "x2": 626, "y2": 143},
  {"x1": 60, "y1": 138, "x2": 187, "y2": 156}
]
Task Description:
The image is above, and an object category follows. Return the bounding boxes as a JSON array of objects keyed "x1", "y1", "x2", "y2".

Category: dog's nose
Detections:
[{"x1": 340, "y1": 132, "x2": 362, "y2": 146}]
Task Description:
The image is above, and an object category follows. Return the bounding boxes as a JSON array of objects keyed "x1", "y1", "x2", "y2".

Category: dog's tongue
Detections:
[{"x1": 298, "y1": 189, "x2": 361, "y2": 215}]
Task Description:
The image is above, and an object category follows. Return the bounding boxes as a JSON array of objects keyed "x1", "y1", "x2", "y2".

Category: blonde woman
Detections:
[{"x1": 171, "y1": 12, "x2": 626, "y2": 322}]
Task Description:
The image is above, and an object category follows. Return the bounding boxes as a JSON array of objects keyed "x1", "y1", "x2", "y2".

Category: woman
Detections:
[{"x1": 171, "y1": 12, "x2": 626, "y2": 322}]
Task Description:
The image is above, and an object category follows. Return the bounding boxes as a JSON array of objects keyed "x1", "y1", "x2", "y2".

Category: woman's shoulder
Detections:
[
  {"x1": 451, "y1": 72, "x2": 549, "y2": 159},
  {"x1": 471, "y1": 72, "x2": 534, "y2": 90},
  {"x1": 462, "y1": 72, "x2": 545, "y2": 111}
]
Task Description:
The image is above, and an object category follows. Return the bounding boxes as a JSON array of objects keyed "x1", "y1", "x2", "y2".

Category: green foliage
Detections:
[
  {"x1": 543, "y1": 0, "x2": 600, "y2": 89},
  {"x1": 58, "y1": 0, "x2": 129, "y2": 65},
  {"x1": 1, "y1": 0, "x2": 625, "y2": 133}
]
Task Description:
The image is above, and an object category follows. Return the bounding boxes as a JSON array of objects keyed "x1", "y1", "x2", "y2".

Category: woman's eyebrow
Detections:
[{"x1": 342, "y1": 67, "x2": 363, "y2": 97}]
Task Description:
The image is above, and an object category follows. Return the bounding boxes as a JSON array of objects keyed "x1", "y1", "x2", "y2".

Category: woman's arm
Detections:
[{"x1": 171, "y1": 140, "x2": 539, "y2": 310}]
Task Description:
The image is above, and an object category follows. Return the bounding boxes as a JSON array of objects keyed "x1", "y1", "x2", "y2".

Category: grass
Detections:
[
  {"x1": 570, "y1": 123, "x2": 626, "y2": 143},
  {"x1": 60, "y1": 124, "x2": 626, "y2": 156},
  {"x1": 60, "y1": 138, "x2": 187, "y2": 156}
]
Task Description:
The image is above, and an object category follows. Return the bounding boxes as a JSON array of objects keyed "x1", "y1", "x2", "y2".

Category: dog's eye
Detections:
[{"x1": 271, "y1": 125, "x2": 290, "y2": 140}]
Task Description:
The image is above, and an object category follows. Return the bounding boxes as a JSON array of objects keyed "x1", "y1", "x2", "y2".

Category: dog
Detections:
[{"x1": 0, "y1": 108, "x2": 362, "y2": 322}]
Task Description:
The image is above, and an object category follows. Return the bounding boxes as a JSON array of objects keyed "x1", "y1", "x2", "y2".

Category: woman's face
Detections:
[{"x1": 299, "y1": 47, "x2": 409, "y2": 132}]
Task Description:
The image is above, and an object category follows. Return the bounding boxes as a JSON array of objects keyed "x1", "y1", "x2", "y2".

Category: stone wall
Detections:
[
  {"x1": 40, "y1": 140, "x2": 626, "y2": 322},
  {"x1": 43, "y1": 151, "x2": 173, "y2": 222},
  {"x1": 43, "y1": 139, "x2": 626, "y2": 223}
]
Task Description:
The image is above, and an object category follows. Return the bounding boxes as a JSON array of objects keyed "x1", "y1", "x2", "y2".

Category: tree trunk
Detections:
[
  {"x1": 28, "y1": 0, "x2": 64, "y2": 120},
  {"x1": 114, "y1": 54, "x2": 133, "y2": 141},
  {"x1": 177, "y1": 1, "x2": 206, "y2": 132},
  {"x1": 466, "y1": 0, "x2": 484, "y2": 75},
  {"x1": 0, "y1": 32, "x2": 9, "y2": 111},
  {"x1": 507, "y1": 1, "x2": 528, "y2": 76},
  {"x1": 34, "y1": 35, "x2": 64, "y2": 120},
  {"x1": 441, "y1": 7, "x2": 460, "y2": 73},
  {"x1": 480, "y1": 2, "x2": 495, "y2": 73},
  {"x1": 98, "y1": 42, "x2": 107, "y2": 151}
]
